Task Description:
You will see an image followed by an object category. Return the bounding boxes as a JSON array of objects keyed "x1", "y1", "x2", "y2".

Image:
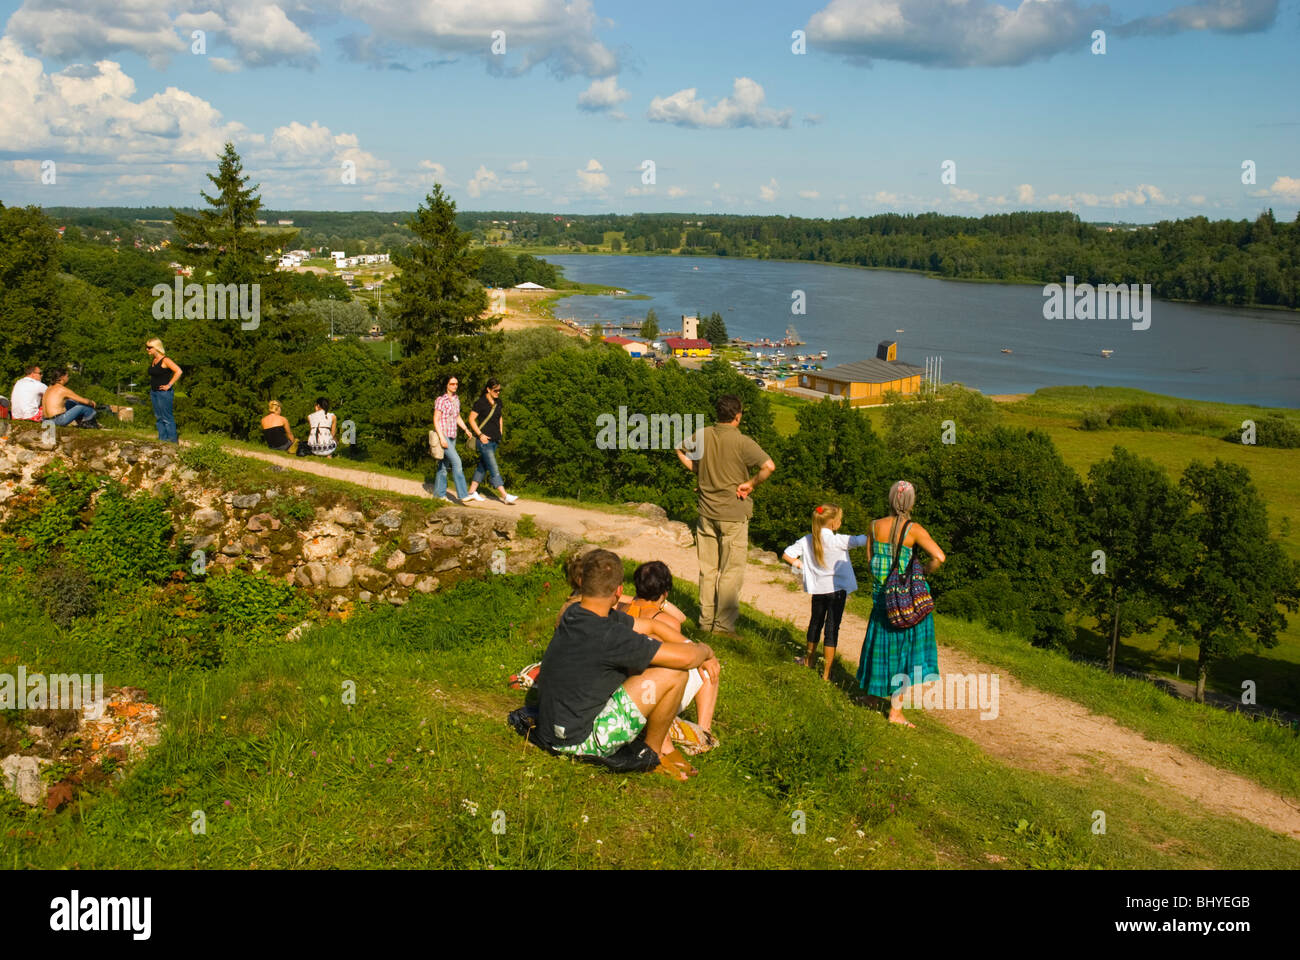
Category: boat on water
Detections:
[
  {"x1": 819, "y1": 350, "x2": 828, "y2": 359},
  {"x1": 1001, "y1": 348, "x2": 1013, "y2": 354},
  {"x1": 896, "y1": 328, "x2": 904, "y2": 333},
  {"x1": 1100, "y1": 349, "x2": 1114, "y2": 358}
]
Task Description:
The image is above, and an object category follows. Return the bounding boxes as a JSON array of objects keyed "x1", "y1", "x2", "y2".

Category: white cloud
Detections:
[
  {"x1": 209, "y1": 57, "x2": 240, "y2": 73},
  {"x1": 467, "y1": 165, "x2": 499, "y2": 198},
  {"x1": 1115, "y1": 0, "x2": 1278, "y2": 36},
  {"x1": 420, "y1": 160, "x2": 448, "y2": 179},
  {"x1": 798, "y1": 189, "x2": 820, "y2": 199},
  {"x1": 577, "y1": 157, "x2": 609, "y2": 193},
  {"x1": 648, "y1": 77, "x2": 793, "y2": 129},
  {"x1": 1046, "y1": 183, "x2": 1170, "y2": 208},
  {"x1": 577, "y1": 76, "x2": 629, "y2": 116},
  {"x1": 805, "y1": 0, "x2": 1277, "y2": 69},
  {"x1": 1188, "y1": 193, "x2": 1207, "y2": 205},
  {"x1": 1251, "y1": 176, "x2": 1300, "y2": 201},
  {"x1": 806, "y1": 0, "x2": 1106, "y2": 68},
  {"x1": 0, "y1": 35, "x2": 247, "y2": 159},
  {"x1": 667, "y1": 186, "x2": 687, "y2": 198},
  {"x1": 5, "y1": 0, "x2": 618, "y2": 74},
  {"x1": 1017, "y1": 183, "x2": 1035, "y2": 203},
  {"x1": 949, "y1": 186, "x2": 980, "y2": 203},
  {"x1": 507, "y1": 160, "x2": 529, "y2": 173},
  {"x1": 759, "y1": 178, "x2": 779, "y2": 202}
]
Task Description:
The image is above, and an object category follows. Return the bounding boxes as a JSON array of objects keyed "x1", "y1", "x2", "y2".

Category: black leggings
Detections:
[{"x1": 808, "y1": 590, "x2": 847, "y2": 648}]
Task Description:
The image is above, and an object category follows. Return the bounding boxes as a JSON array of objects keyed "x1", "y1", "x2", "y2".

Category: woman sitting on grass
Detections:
[
  {"x1": 616, "y1": 561, "x2": 719, "y2": 743},
  {"x1": 260, "y1": 400, "x2": 295, "y2": 452}
]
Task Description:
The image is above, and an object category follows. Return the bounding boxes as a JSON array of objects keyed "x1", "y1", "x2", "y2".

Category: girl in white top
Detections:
[
  {"x1": 782, "y1": 503, "x2": 869, "y2": 680},
  {"x1": 307, "y1": 397, "x2": 338, "y2": 457}
]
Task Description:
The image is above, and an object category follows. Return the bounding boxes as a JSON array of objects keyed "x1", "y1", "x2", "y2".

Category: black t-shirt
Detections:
[
  {"x1": 471, "y1": 395, "x2": 503, "y2": 442},
  {"x1": 537, "y1": 605, "x2": 661, "y2": 747}
]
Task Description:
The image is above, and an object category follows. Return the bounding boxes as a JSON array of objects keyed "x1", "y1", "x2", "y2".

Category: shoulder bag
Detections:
[{"x1": 882, "y1": 520, "x2": 935, "y2": 629}]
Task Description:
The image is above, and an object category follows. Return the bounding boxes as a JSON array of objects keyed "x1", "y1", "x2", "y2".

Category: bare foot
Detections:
[{"x1": 888, "y1": 711, "x2": 916, "y2": 729}]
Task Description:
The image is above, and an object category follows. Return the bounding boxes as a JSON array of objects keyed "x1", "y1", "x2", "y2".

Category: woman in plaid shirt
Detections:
[{"x1": 432, "y1": 374, "x2": 472, "y2": 502}]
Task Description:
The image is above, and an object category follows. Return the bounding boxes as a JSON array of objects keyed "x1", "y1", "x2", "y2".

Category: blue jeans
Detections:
[
  {"x1": 150, "y1": 389, "x2": 177, "y2": 443},
  {"x1": 433, "y1": 438, "x2": 468, "y2": 499},
  {"x1": 471, "y1": 440, "x2": 505, "y2": 489},
  {"x1": 47, "y1": 400, "x2": 97, "y2": 427}
]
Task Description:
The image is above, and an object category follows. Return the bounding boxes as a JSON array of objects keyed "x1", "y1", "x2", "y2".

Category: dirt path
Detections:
[{"x1": 228, "y1": 446, "x2": 1300, "y2": 840}]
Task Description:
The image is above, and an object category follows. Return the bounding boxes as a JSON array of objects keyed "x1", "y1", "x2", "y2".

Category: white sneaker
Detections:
[
  {"x1": 503, "y1": 494, "x2": 519, "y2": 504},
  {"x1": 440, "y1": 495, "x2": 458, "y2": 504},
  {"x1": 465, "y1": 491, "x2": 487, "y2": 502}
]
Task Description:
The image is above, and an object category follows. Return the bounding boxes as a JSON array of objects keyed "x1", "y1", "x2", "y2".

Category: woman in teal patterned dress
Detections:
[{"x1": 857, "y1": 480, "x2": 947, "y2": 727}]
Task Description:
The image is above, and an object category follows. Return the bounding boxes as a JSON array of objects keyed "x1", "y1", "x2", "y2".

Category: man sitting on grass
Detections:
[{"x1": 537, "y1": 549, "x2": 718, "y2": 782}]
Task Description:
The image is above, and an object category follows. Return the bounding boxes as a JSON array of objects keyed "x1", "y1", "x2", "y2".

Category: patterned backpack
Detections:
[{"x1": 882, "y1": 520, "x2": 935, "y2": 628}]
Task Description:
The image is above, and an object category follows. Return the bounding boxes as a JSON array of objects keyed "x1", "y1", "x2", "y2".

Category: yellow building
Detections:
[
  {"x1": 791, "y1": 341, "x2": 923, "y2": 406},
  {"x1": 664, "y1": 337, "x2": 712, "y2": 358}
]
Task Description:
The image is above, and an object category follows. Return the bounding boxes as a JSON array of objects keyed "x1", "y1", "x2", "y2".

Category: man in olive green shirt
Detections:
[{"x1": 676, "y1": 394, "x2": 775, "y2": 635}]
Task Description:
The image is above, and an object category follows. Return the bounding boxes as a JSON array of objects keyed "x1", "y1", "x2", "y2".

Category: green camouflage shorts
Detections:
[{"x1": 554, "y1": 686, "x2": 646, "y2": 758}]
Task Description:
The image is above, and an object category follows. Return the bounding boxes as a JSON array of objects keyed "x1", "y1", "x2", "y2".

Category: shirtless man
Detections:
[{"x1": 42, "y1": 369, "x2": 100, "y2": 428}]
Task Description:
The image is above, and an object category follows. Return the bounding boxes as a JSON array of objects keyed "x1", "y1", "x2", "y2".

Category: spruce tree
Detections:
[
  {"x1": 379, "y1": 185, "x2": 496, "y2": 465},
  {"x1": 169, "y1": 143, "x2": 301, "y2": 438}
]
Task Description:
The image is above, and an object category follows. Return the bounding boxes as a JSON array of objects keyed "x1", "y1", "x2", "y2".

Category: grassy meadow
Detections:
[{"x1": 3, "y1": 564, "x2": 1296, "y2": 869}]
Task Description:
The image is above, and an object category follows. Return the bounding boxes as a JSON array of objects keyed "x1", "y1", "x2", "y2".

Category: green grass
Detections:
[
  {"x1": 3, "y1": 567, "x2": 1296, "y2": 868},
  {"x1": 843, "y1": 591, "x2": 1300, "y2": 806},
  {"x1": 361, "y1": 339, "x2": 402, "y2": 362}
]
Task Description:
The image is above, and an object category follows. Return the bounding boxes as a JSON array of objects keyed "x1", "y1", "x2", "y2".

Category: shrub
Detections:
[
  {"x1": 1225, "y1": 416, "x2": 1300, "y2": 449},
  {"x1": 71, "y1": 482, "x2": 180, "y2": 586},
  {"x1": 1079, "y1": 409, "x2": 1108, "y2": 431},
  {"x1": 29, "y1": 564, "x2": 99, "y2": 628}
]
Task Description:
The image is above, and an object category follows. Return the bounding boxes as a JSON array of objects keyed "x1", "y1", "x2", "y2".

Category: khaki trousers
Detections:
[{"x1": 696, "y1": 516, "x2": 749, "y2": 633}]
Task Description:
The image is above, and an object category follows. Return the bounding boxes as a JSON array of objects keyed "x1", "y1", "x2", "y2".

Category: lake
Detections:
[{"x1": 547, "y1": 255, "x2": 1300, "y2": 409}]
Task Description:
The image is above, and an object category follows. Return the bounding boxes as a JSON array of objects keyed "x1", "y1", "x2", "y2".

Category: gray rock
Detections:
[
  {"x1": 192, "y1": 534, "x2": 216, "y2": 551},
  {"x1": 634, "y1": 502, "x2": 668, "y2": 520},
  {"x1": 546, "y1": 528, "x2": 582, "y2": 558},
  {"x1": 178, "y1": 468, "x2": 200, "y2": 483},
  {"x1": 442, "y1": 519, "x2": 466, "y2": 538},
  {"x1": 387, "y1": 593, "x2": 407, "y2": 606},
  {"x1": 404, "y1": 533, "x2": 428, "y2": 554},
  {"x1": 335, "y1": 510, "x2": 366, "y2": 527},
  {"x1": 1, "y1": 755, "x2": 51, "y2": 806},
  {"x1": 303, "y1": 537, "x2": 345, "y2": 561},
  {"x1": 232, "y1": 493, "x2": 262, "y2": 510},
  {"x1": 375, "y1": 509, "x2": 403, "y2": 530},
  {"x1": 434, "y1": 556, "x2": 461, "y2": 573},
  {"x1": 293, "y1": 566, "x2": 314, "y2": 588},
  {"x1": 384, "y1": 549, "x2": 407, "y2": 571},
  {"x1": 394, "y1": 573, "x2": 417, "y2": 587},
  {"x1": 358, "y1": 590, "x2": 372, "y2": 603},
  {"x1": 414, "y1": 577, "x2": 439, "y2": 594},
  {"x1": 306, "y1": 562, "x2": 328, "y2": 586},
  {"x1": 660, "y1": 520, "x2": 696, "y2": 548},
  {"x1": 220, "y1": 541, "x2": 242, "y2": 556},
  {"x1": 193, "y1": 508, "x2": 224, "y2": 528},
  {"x1": 354, "y1": 565, "x2": 391, "y2": 591},
  {"x1": 326, "y1": 563, "x2": 354, "y2": 588},
  {"x1": 121, "y1": 446, "x2": 140, "y2": 464},
  {"x1": 247, "y1": 513, "x2": 273, "y2": 532}
]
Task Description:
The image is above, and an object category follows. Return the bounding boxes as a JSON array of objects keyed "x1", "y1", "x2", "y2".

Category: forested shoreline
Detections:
[{"x1": 34, "y1": 205, "x2": 1300, "y2": 311}]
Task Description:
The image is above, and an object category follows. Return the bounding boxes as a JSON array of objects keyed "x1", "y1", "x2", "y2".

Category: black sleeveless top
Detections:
[
  {"x1": 149, "y1": 356, "x2": 171, "y2": 390},
  {"x1": 262, "y1": 425, "x2": 290, "y2": 450}
]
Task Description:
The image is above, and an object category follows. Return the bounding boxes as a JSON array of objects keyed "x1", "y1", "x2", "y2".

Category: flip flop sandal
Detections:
[
  {"x1": 662, "y1": 749, "x2": 699, "y2": 777},
  {"x1": 654, "y1": 758, "x2": 690, "y2": 782}
]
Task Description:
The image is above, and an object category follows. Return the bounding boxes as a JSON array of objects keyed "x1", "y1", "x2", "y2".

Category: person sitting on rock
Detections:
[
  {"x1": 537, "y1": 549, "x2": 719, "y2": 782},
  {"x1": 41, "y1": 368, "x2": 99, "y2": 428},
  {"x1": 261, "y1": 400, "x2": 295, "y2": 452},
  {"x1": 9, "y1": 364, "x2": 47, "y2": 421}
]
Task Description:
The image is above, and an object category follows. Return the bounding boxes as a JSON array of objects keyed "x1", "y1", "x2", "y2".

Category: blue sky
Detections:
[{"x1": 0, "y1": 0, "x2": 1296, "y2": 220}]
